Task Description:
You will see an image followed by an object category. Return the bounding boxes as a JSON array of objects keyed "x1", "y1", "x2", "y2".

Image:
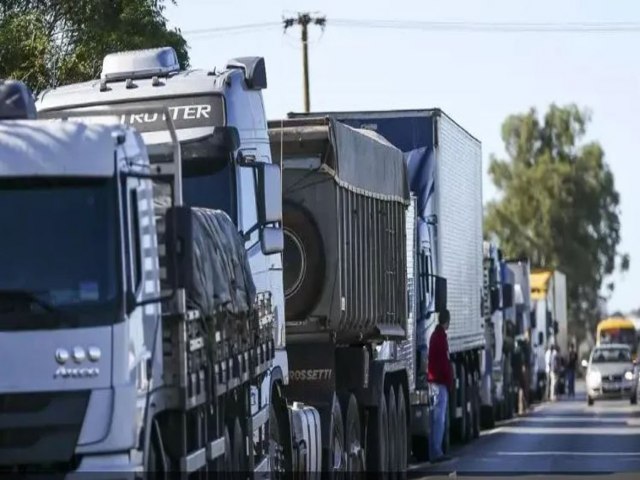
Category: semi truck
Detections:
[
  {"x1": 531, "y1": 269, "x2": 568, "y2": 355},
  {"x1": 34, "y1": 48, "x2": 282, "y2": 476},
  {"x1": 268, "y1": 115, "x2": 431, "y2": 474},
  {"x1": 286, "y1": 109, "x2": 486, "y2": 456},
  {"x1": 506, "y1": 258, "x2": 544, "y2": 402},
  {"x1": 480, "y1": 241, "x2": 515, "y2": 428},
  {"x1": 1, "y1": 75, "x2": 277, "y2": 475}
]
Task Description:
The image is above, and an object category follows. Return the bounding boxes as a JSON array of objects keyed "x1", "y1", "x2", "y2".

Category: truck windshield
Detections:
[
  {"x1": 149, "y1": 148, "x2": 235, "y2": 218},
  {"x1": 0, "y1": 177, "x2": 119, "y2": 330}
]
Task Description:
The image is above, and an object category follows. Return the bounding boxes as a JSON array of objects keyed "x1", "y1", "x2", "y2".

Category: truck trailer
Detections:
[
  {"x1": 34, "y1": 48, "x2": 282, "y2": 476},
  {"x1": 286, "y1": 109, "x2": 486, "y2": 455},
  {"x1": 268, "y1": 115, "x2": 434, "y2": 474}
]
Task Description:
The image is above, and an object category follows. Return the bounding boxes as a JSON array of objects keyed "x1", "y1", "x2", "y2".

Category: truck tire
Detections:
[
  {"x1": 340, "y1": 393, "x2": 364, "y2": 473},
  {"x1": 269, "y1": 404, "x2": 286, "y2": 477},
  {"x1": 471, "y1": 376, "x2": 481, "y2": 439},
  {"x1": 283, "y1": 202, "x2": 325, "y2": 321},
  {"x1": 324, "y1": 394, "x2": 346, "y2": 477},
  {"x1": 480, "y1": 405, "x2": 495, "y2": 430},
  {"x1": 387, "y1": 388, "x2": 398, "y2": 475},
  {"x1": 453, "y1": 364, "x2": 467, "y2": 443},
  {"x1": 396, "y1": 388, "x2": 408, "y2": 478},
  {"x1": 463, "y1": 369, "x2": 472, "y2": 443},
  {"x1": 366, "y1": 389, "x2": 389, "y2": 475}
]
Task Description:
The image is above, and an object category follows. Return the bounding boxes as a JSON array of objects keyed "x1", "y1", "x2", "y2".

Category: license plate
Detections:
[{"x1": 603, "y1": 384, "x2": 620, "y2": 392}]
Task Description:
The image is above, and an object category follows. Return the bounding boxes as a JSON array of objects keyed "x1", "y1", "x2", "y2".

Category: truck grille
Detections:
[{"x1": 0, "y1": 390, "x2": 90, "y2": 467}]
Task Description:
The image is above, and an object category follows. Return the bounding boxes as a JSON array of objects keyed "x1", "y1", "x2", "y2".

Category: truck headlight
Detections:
[
  {"x1": 625, "y1": 371, "x2": 634, "y2": 381},
  {"x1": 587, "y1": 370, "x2": 601, "y2": 385}
]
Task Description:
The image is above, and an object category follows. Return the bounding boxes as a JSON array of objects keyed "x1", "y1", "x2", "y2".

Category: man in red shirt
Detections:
[{"x1": 428, "y1": 309, "x2": 453, "y2": 463}]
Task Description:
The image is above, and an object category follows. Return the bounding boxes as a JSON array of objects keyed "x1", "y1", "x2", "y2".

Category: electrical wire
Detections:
[
  {"x1": 179, "y1": 19, "x2": 640, "y2": 39},
  {"x1": 330, "y1": 19, "x2": 640, "y2": 33}
]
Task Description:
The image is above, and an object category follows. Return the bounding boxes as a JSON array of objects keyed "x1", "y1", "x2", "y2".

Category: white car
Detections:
[{"x1": 583, "y1": 344, "x2": 635, "y2": 406}]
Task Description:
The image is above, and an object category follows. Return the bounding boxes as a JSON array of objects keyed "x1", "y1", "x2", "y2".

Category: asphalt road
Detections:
[{"x1": 410, "y1": 381, "x2": 640, "y2": 478}]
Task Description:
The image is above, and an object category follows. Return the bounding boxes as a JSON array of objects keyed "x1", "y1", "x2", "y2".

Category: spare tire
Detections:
[{"x1": 283, "y1": 201, "x2": 325, "y2": 321}]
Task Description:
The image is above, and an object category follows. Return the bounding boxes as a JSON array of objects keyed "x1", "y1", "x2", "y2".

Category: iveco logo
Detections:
[{"x1": 54, "y1": 346, "x2": 101, "y2": 379}]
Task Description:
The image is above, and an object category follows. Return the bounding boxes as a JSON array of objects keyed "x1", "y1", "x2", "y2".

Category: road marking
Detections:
[
  {"x1": 498, "y1": 451, "x2": 640, "y2": 457},
  {"x1": 494, "y1": 426, "x2": 640, "y2": 435}
]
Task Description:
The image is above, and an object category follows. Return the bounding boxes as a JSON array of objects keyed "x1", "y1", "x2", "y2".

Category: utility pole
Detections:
[{"x1": 283, "y1": 12, "x2": 326, "y2": 112}]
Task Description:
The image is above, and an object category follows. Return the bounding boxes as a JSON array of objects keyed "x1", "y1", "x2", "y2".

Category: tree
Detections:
[
  {"x1": 0, "y1": 0, "x2": 189, "y2": 94},
  {"x1": 485, "y1": 104, "x2": 629, "y2": 339}
]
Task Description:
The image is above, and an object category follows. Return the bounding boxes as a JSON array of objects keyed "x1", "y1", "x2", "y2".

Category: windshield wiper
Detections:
[{"x1": 0, "y1": 289, "x2": 62, "y2": 314}]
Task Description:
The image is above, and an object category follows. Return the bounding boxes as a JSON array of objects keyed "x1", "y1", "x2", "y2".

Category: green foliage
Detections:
[
  {"x1": 0, "y1": 0, "x2": 189, "y2": 93},
  {"x1": 485, "y1": 104, "x2": 629, "y2": 332}
]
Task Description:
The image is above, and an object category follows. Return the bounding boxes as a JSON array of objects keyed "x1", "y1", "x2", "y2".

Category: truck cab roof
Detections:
[{"x1": 0, "y1": 119, "x2": 144, "y2": 177}]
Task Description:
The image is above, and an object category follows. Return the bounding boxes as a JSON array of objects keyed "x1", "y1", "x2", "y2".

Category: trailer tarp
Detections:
[{"x1": 329, "y1": 118, "x2": 409, "y2": 203}]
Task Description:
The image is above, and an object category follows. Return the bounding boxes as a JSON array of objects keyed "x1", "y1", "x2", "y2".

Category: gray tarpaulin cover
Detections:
[
  {"x1": 154, "y1": 182, "x2": 255, "y2": 317},
  {"x1": 329, "y1": 118, "x2": 410, "y2": 203},
  {"x1": 187, "y1": 207, "x2": 256, "y2": 316}
]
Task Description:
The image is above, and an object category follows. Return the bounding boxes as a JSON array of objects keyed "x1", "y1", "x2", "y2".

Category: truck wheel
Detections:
[
  {"x1": 453, "y1": 364, "x2": 468, "y2": 443},
  {"x1": 396, "y1": 388, "x2": 408, "y2": 478},
  {"x1": 471, "y1": 376, "x2": 480, "y2": 439},
  {"x1": 269, "y1": 404, "x2": 286, "y2": 477},
  {"x1": 480, "y1": 405, "x2": 495, "y2": 430},
  {"x1": 282, "y1": 202, "x2": 325, "y2": 321},
  {"x1": 366, "y1": 389, "x2": 389, "y2": 475},
  {"x1": 631, "y1": 393, "x2": 638, "y2": 405},
  {"x1": 387, "y1": 388, "x2": 398, "y2": 475},
  {"x1": 464, "y1": 370, "x2": 472, "y2": 443},
  {"x1": 324, "y1": 395, "x2": 346, "y2": 477},
  {"x1": 340, "y1": 393, "x2": 364, "y2": 473},
  {"x1": 231, "y1": 418, "x2": 246, "y2": 473}
]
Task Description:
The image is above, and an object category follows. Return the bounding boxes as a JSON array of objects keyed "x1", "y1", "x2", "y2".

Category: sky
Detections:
[{"x1": 166, "y1": 0, "x2": 640, "y2": 313}]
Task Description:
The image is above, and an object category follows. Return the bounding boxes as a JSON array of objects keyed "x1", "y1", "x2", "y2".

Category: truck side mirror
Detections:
[
  {"x1": 502, "y1": 284, "x2": 514, "y2": 308},
  {"x1": 256, "y1": 163, "x2": 282, "y2": 225},
  {"x1": 434, "y1": 276, "x2": 447, "y2": 313},
  {"x1": 214, "y1": 126, "x2": 240, "y2": 154},
  {"x1": 260, "y1": 226, "x2": 284, "y2": 254}
]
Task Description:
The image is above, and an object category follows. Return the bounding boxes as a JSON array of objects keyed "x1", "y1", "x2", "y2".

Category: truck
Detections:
[
  {"x1": 530, "y1": 269, "x2": 568, "y2": 356},
  {"x1": 32, "y1": 48, "x2": 281, "y2": 476},
  {"x1": 268, "y1": 115, "x2": 427, "y2": 474},
  {"x1": 506, "y1": 258, "x2": 543, "y2": 402},
  {"x1": 480, "y1": 241, "x2": 515, "y2": 428},
  {"x1": 285, "y1": 109, "x2": 485, "y2": 457}
]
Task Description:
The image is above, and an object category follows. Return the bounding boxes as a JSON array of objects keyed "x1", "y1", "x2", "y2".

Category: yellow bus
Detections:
[{"x1": 596, "y1": 316, "x2": 639, "y2": 361}]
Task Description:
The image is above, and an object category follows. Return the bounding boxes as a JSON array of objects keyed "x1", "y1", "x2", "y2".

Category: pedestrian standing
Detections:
[
  {"x1": 428, "y1": 309, "x2": 453, "y2": 463},
  {"x1": 567, "y1": 344, "x2": 578, "y2": 398},
  {"x1": 549, "y1": 345, "x2": 559, "y2": 401},
  {"x1": 545, "y1": 344, "x2": 553, "y2": 400}
]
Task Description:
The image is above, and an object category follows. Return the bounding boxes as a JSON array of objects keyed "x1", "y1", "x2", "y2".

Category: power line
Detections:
[
  {"x1": 282, "y1": 12, "x2": 326, "y2": 113},
  {"x1": 330, "y1": 19, "x2": 640, "y2": 33},
  {"x1": 182, "y1": 22, "x2": 281, "y2": 37},
  {"x1": 179, "y1": 19, "x2": 640, "y2": 39}
]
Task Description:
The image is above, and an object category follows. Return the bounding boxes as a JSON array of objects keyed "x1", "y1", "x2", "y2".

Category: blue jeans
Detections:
[
  {"x1": 429, "y1": 383, "x2": 449, "y2": 460},
  {"x1": 567, "y1": 369, "x2": 575, "y2": 397}
]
